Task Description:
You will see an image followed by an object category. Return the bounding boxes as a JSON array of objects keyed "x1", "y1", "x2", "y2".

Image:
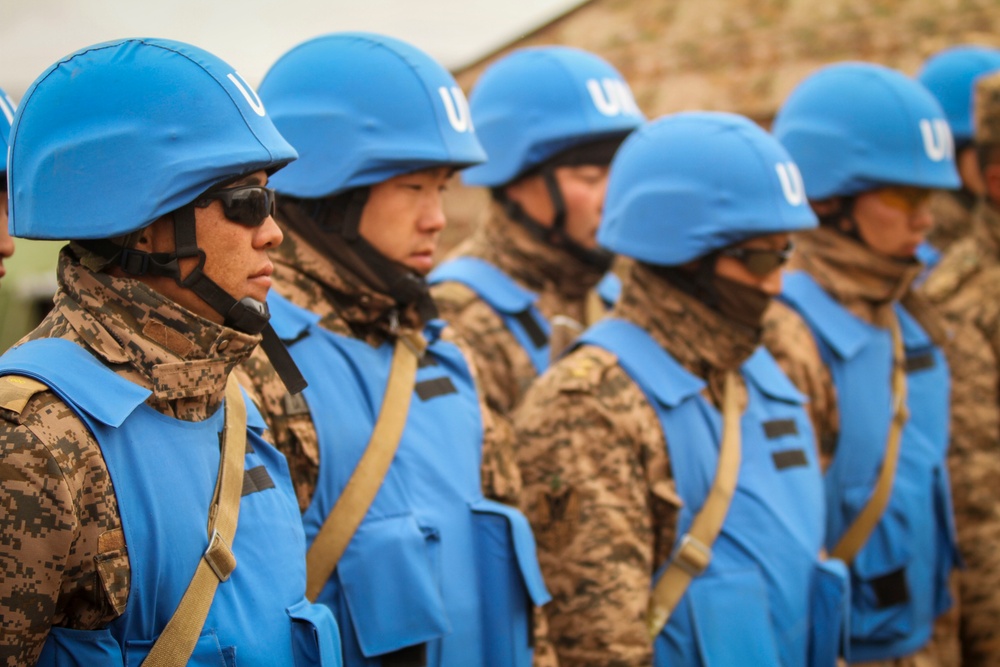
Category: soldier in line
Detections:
[
  {"x1": 0, "y1": 39, "x2": 341, "y2": 665},
  {"x1": 766, "y1": 62, "x2": 962, "y2": 666},
  {"x1": 513, "y1": 111, "x2": 847, "y2": 667},
  {"x1": 430, "y1": 46, "x2": 644, "y2": 416},
  {"x1": 235, "y1": 33, "x2": 552, "y2": 667},
  {"x1": 921, "y1": 69, "x2": 1000, "y2": 667},
  {"x1": 0, "y1": 87, "x2": 15, "y2": 287},
  {"x1": 918, "y1": 45, "x2": 1000, "y2": 256}
]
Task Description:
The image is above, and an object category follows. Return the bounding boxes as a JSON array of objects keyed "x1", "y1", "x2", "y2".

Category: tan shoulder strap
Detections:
[
  {"x1": 430, "y1": 280, "x2": 479, "y2": 311},
  {"x1": 0, "y1": 374, "x2": 50, "y2": 414},
  {"x1": 830, "y1": 319, "x2": 908, "y2": 563},
  {"x1": 305, "y1": 332, "x2": 427, "y2": 601},
  {"x1": 647, "y1": 370, "x2": 743, "y2": 639},
  {"x1": 143, "y1": 375, "x2": 247, "y2": 667}
]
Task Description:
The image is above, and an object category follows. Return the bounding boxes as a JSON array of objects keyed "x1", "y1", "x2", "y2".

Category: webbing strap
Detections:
[
  {"x1": 585, "y1": 288, "x2": 606, "y2": 327},
  {"x1": 305, "y1": 333, "x2": 427, "y2": 601},
  {"x1": 647, "y1": 370, "x2": 743, "y2": 639},
  {"x1": 143, "y1": 376, "x2": 247, "y2": 666},
  {"x1": 830, "y1": 319, "x2": 908, "y2": 563}
]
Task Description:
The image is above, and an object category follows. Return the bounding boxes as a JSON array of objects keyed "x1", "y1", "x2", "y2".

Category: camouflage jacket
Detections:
[
  {"x1": 431, "y1": 202, "x2": 607, "y2": 415},
  {"x1": 0, "y1": 247, "x2": 262, "y2": 666},
  {"x1": 236, "y1": 207, "x2": 524, "y2": 513},
  {"x1": 926, "y1": 190, "x2": 977, "y2": 254},
  {"x1": 921, "y1": 200, "x2": 1000, "y2": 667},
  {"x1": 511, "y1": 261, "x2": 759, "y2": 667},
  {"x1": 764, "y1": 228, "x2": 959, "y2": 667}
]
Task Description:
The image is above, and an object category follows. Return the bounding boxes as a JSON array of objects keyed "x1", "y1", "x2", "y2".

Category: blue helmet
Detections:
[
  {"x1": 261, "y1": 32, "x2": 486, "y2": 198},
  {"x1": 917, "y1": 45, "x2": 1000, "y2": 143},
  {"x1": 462, "y1": 46, "x2": 645, "y2": 187},
  {"x1": 0, "y1": 87, "x2": 14, "y2": 178},
  {"x1": 773, "y1": 62, "x2": 961, "y2": 200},
  {"x1": 8, "y1": 38, "x2": 296, "y2": 241},
  {"x1": 598, "y1": 112, "x2": 818, "y2": 266}
]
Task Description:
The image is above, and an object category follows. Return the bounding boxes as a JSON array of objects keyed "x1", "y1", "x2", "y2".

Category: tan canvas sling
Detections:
[
  {"x1": 144, "y1": 374, "x2": 247, "y2": 666},
  {"x1": 830, "y1": 319, "x2": 908, "y2": 563},
  {"x1": 305, "y1": 332, "x2": 427, "y2": 602},
  {"x1": 647, "y1": 369, "x2": 744, "y2": 639}
]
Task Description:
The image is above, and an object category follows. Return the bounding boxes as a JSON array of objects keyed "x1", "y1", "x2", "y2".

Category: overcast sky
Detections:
[{"x1": 0, "y1": 0, "x2": 584, "y2": 99}]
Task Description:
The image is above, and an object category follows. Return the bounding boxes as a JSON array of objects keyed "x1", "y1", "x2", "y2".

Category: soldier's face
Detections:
[
  {"x1": 132, "y1": 171, "x2": 283, "y2": 323},
  {"x1": 358, "y1": 167, "x2": 451, "y2": 276},
  {"x1": 0, "y1": 189, "x2": 12, "y2": 286},
  {"x1": 505, "y1": 165, "x2": 610, "y2": 250},
  {"x1": 714, "y1": 233, "x2": 790, "y2": 296},
  {"x1": 852, "y1": 187, "x2": 934, "y2": 259}
]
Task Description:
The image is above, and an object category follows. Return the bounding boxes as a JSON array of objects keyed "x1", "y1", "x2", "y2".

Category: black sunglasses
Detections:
[
  {"x1": 720, "y1": 242, "x2": 794, "y2": 277},
  {"x1": 194, "y1": 185, "x2": 276, "y2": 227}
]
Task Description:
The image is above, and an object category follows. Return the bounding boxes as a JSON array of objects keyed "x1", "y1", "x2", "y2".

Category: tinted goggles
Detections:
[
  {"x1": 195, "y1": 185, "x2": 276, "y2": 227},
  {"x1": 720, "y1": 242, "x2": 794, "y2": 277},
  {"x1": 872, "y1": 186, "x2": 933, "y2": 215}
]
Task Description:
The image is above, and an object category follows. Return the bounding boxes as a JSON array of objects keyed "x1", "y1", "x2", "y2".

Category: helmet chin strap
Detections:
[
  {"x1": 498, "y1": 166, "x2": 613, "y2": 271},
  {"x1": 81, "y1": 205, "x2": 307, "y2": 394}
]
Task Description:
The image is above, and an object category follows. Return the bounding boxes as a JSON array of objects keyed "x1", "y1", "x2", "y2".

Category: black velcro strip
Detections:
[
  {"x1": 512, "y1": 309, "x2": 549, "y2": 349},
  {"x1": 417, "y1": 354, "x2": 438, "y2": 368},
  {"x1": 763, "y1": 419, "x2": 799, "y2": 439},
  {"x1": 905, "y1": 352, "x2": 936, "y2": 373},
  {"x1": 380, "y1": 643, "x2": 427, "y2": 667},
  {"x1": 870, "y1": 567, "x2": 910, "y2": 609},
  {"x1": 772, "y1": 449, "x2": 809, "y2": 470},
  {"x1": 241, "y1": 466, "x2": 276, "y2": 497},
  {"x1": 415, "y1": 377, "x2": 457, "y2": 401}
]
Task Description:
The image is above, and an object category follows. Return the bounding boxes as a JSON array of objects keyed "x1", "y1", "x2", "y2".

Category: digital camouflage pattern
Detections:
[
  {"x1": 763, "y1": 227, "x2": 960, "y2": 667},
  {"x1": 0, "y1": 247, "x2": 262, "y2": 666},
  {"x1": 926, "y1": 190, "x2": 978, "y2": 255},
  {"x1": 512, "y1": 261, "x2": 761, "y2": 667},
  {"x1": 431, "y1": 202, "x2": 608, "y2": 415},
  {"x1": 975, "y1": 70, "x2": 1000, "y2": 146},
  {"x1": 922, "y1": 200, "x2": 1000, "y2": 667}
]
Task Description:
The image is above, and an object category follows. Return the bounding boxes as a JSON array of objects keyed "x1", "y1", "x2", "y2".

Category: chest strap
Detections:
[
  {"x1": 144, "y1": 375, "x2": 247, "y2": 667},
  {"x1": 830, "y1": 317, "x2": 908, "y2": 563},
  {"x1": 305, "y1": 332, "x2": 427, "y2": 601},
  {"x1": 647, "y1": 370, "x2": 743, "y2": 639}
]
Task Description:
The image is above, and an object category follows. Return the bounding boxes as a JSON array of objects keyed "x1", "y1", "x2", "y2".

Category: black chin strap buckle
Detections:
[{"x1": 225, "y1": 297, "x2": 270, "y2": 336}]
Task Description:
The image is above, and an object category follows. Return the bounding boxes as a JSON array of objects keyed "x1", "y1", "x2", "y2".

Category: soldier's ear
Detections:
[{"x1": 983, "y1": 162, "x2": 1000, "y2": 206}]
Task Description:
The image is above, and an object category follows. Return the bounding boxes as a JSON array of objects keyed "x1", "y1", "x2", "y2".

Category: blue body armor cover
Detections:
[
  {"x1": 595, "y1": 271, "x2": 622, "y2": 309},
  {"x1": 578, "y1": 318, "x2": 848, "y2": 667},
  {"x1": 781, "y1": 270, "x2": 960, "y2": 662},
  {"x1": 268, "y1": 292, "x2": 550, "y2": 667},
  {"x1": 0, "y1": 338, "x2": 341, "y2": 667}
]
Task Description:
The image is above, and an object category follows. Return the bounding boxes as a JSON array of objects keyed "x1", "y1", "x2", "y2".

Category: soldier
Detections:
[
  {"x1": 429, "y1": 47, "x2": 644, "y2": 415},
  {"x1": 513, "y1": 111, "x2": 848, "y2": 667},
  {"x1": 918, "y1": 45, "x2": 1000, "y2": 255},
  {"x1": 921, "y1": 69, "x2": 1000, "y2": 667},
  {"x1": 767, "y1": 62, "x2": 962, "y2": 666},
  {"x1": 0, "y1": 87, "x2": 15, "y2": 287},
  {"x1": 236, "y1": 33, "x2": 551, "y2": 667},
  {"x1": 0, "y1": 39, "x2": 341, "y2": 666}
]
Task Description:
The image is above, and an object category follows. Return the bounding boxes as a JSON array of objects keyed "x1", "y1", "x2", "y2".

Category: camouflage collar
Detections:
[{"x1": 54, "y1": 247, "x2": 260, "y2": 410}]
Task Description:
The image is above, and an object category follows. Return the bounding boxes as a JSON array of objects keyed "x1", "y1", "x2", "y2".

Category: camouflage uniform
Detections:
[
  {"x1": 511, "y1": 261, "x2": 763, "y2": 667},
  {"x1": 922, "y1": 198, "x2": 1000, "y2": 665},
  {"x1": 432, "y1": 202, "x2": 607, "y2": 414},
  {"x1": 926, "y1": 190, "x2": 978, "y2": 254},
  {"x1": 763, "y1": 227, "x2": 960, "y2": 667},
  {"x1": 0, "y1": 247, "x2": 264, "y2": 666}
]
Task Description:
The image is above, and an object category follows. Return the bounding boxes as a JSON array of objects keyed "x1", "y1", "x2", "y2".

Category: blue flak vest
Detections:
[
  {"x1": 268, "y1": 292, "x2": 550, "y2": 667},
  {"x1": 781, "y1": 270, "x2": 961, "y2": 663},
  {"x1": 0, "y1": 338, "x2": 342, "y2": 667},
  {"x1": 595, "y1": 271, "x2": 622, "y2": 309},
  {"x1": 578, "y1": 318, "x2": 849, "y2": 667}
]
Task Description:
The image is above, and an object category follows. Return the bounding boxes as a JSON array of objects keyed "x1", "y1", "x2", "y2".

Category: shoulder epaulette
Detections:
[{"x1": 0, "y1": 374, "x2": 51, "y2": 415}]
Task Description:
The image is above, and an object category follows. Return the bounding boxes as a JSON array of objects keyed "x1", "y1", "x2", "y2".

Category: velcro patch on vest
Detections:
[
  {"x1": 414, "y1": 377, "x2": 457, "y2": 401},
  {"x1": 905, "y1": 352, "x2": 936, "y2": 373},
  {"x1": 241, "y1": 466, "x2": 276, "y2": 497},
  {"x1": 772, "y1": 449, "x2": 809, "y2": 470},
  {"x1": 762, "y1": 419, "x2": 799, "y2": 439},
  {"x1": 283, "y1": 392, "x2": 311, "y2": 417},
  {"x1": 379, "y1": 643, "x2": 427, "y2": 667},
  {"x1": 513, "y1": 310, "x2": 549, "y2": 349},
  {"x1": 870, "y1": 567, "x2": 910, "y2": 609},
  {"x1": 417, "y1": 354, "x2": 438, "y2": 368}
]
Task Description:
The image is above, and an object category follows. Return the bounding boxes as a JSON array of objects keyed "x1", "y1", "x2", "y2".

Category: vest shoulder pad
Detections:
[
  {"x1": 922, "y1": 239, "x2": 984, "y2": 304},
  {"x1": 429, "y1": 257, "x2": 537, "y2": 314},
  {"x1": 0, "y1": 374, "x2": 50, "y2": 415}
]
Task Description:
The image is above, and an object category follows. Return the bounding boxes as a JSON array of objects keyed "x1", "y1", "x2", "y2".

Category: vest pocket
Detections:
[
  {"x1": 808, "y1": 559, "x2": 850, "y2": 667},
  {"x1": 124, "y1": 629, "x2": 234, "y2": 666},
  {"x1": 336, "y1": 513, "x2": 450, "y2": 658},
  {"x1": 287, "y1": 596, "x2": 344, "y2": 667},
  {"x1": 469, "y1": 498, "x2": 552, "y2": 667},
  {"x1": 843, "y1": 480, "x2": 916, "y2": 642},
  {"x1": 37, "y1": 627, "x2": 125, "y2": 666}
]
